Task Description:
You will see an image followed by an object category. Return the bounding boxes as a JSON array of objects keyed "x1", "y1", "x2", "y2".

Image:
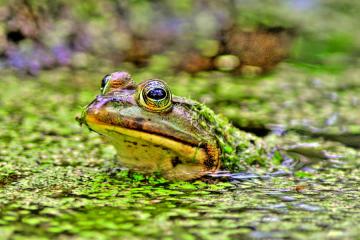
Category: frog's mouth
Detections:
[
  {"x1": 79, "y1": 95, "x2": 204, "y2": 146},
  {"x1": 86, "y1": 113, "x2": 208, "y2": 158},
  {"x1": 82, "y1": 112, "x2": 220, "y2": 180}
]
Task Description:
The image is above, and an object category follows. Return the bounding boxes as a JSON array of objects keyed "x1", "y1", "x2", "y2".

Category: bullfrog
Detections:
[{"x1": 79, "y1": 71, "x2": 272, "y2": 180}]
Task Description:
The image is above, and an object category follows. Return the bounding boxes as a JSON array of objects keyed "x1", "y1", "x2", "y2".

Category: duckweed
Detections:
[{"x1": 0, "y1": 68, "x2": 359, "y2": 239}]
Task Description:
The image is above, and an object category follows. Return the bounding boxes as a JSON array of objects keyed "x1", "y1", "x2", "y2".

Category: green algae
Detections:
[
  {"x1": 190, "y1": 102, "x2": 270, "y2": 171},
  {"x1": 0, "y1": 68, "x2": 359, "y2": 239}
]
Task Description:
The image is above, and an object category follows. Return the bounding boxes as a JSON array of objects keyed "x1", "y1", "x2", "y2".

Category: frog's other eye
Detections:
[
  {"x1": 100, "y1": 74, "x2": 112, "y2": 94},
  {"x1": 136, "y1": 80, "x2": 172, "y2": 113},
  {"x1": 100, "y1": 72, "x2": 134, "y2": 94}
]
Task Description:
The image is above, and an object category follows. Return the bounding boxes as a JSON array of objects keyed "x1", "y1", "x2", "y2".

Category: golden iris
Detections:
[{"x1": 136, "y1": 80, "x2": 172, "y2": 112}]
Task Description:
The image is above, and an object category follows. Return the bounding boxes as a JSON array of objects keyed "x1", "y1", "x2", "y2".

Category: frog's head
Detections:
[{"x1": 80, "y1": 71, "x2": 220, "y2": 180}]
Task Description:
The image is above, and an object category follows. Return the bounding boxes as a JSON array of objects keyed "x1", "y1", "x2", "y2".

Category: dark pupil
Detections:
[
  {"x1": 147, "y1": 88, "x2": 166, "y2": 100},
  {"x1": 101, "y1": 74, "x2": 110, "y2": 89}
]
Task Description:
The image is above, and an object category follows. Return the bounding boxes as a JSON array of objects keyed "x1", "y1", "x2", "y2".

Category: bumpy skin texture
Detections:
[{"x1": 80, "y1": 71, "x2": 271, "y2": 180}]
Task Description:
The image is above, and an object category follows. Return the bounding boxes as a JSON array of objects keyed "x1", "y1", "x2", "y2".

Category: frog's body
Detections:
[{"x1": 80, "y1": 72, "x2": 270, "y2": 180}]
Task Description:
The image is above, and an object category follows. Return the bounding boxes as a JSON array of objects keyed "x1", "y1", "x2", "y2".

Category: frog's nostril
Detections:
[{"x1": 101, "y1": 74, "x2": 111, "y2": 89}]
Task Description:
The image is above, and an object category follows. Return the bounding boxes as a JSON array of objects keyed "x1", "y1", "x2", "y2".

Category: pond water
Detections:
[{"x1": 0, "y1": 68, "x2": 359, "y2": 239}]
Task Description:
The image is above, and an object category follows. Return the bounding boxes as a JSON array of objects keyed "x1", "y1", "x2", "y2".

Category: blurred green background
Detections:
[{"x1": 1, "y1": 0, "x2": 359, "y2": 74}]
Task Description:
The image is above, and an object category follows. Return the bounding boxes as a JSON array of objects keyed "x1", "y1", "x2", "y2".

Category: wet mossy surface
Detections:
[
  {"x1": 0, "y1": 67, "x2": 359, "y2": 239},
  {"x1": 190, "y1": 102, "x2": 271, "y2": 172}
]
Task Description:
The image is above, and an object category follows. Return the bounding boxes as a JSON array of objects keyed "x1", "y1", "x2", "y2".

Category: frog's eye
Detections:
[
  {"x1": 136, "y1": 80, "x2": 172, "y2": 112},
  {"x1": 100, "y1": 72, "x2": 134, "y2": 94},
  {"x1": 100, "y1": 74, "x2": 112, "y2": 94}
]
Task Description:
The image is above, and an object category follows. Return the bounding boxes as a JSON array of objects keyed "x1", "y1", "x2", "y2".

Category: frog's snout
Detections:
[
  {"x1": 77, "y1": 96, "x2": 106, "y2": 127},
  {"x1": 76, "y1": 106, "x2": 91, "y2": 129}
]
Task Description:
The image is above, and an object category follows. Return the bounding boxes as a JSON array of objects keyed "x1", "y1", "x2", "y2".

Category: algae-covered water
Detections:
[
  {"x1": 1, "y1": 1, "x2": 360, "y2": 239},
  {"x1": 0, "y1": 67, "x2": 359, "y2": 239}
]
